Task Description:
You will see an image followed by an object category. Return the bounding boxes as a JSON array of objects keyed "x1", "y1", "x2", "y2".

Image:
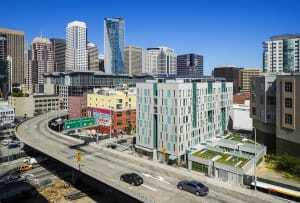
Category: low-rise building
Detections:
[
  {"x1": 0, "y1": 104, "x2": 15, "y2": 126},
  {"x1": 136, "y1": 78, "x2": 233, "y2": 163},
  {"x1": 86, "y1": 88, "x2": 136, "y2": 135},
  {"x1": 188, "y1": 133, "x2": 266, "y2": 185},
  {"x1": 9, "y1": 94, "x2": 62, "y2": 117},
  {"x1": 230, "y1": 100, "x2": 252, "y2": 132}
]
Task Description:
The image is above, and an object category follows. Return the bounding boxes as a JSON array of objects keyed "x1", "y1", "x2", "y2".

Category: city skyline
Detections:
[{"x1": 2, "y1": 0, "x2": 300, "y2": 74}]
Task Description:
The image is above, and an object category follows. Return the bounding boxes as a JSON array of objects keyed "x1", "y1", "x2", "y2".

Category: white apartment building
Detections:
[
  {"x1": 147, "y1": 47, "x2": 177, "y2": 76},
  {"x1": 0, "y1": 104, "x2": 15, "y2": 126},
  {"x1": 263, "y1": 34, "x2": 300, "y2": 73},
  {"x1": 136, "y1": 78, "x2": 233, "y2": 162},
  {"x1": 66, "y1": 21, "x2": 88, "y2": 71}
]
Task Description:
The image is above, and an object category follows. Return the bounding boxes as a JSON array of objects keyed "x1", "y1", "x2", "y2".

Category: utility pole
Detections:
[{"x1": 254, "y1": 128, "x2": 257, "y2": 191}]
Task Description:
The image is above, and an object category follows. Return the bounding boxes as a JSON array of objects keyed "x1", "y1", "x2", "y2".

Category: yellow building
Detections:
[{"x1": 87, "y1": 88, "x2": 136, "y2": 110}]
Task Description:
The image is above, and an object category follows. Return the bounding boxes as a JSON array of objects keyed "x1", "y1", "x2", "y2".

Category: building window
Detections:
[
  {"x1": 252, "y1": 107, "x2": 256, "y2": 115},
  {"x1": 267, "y1": 96, "x2": 276, "y2": 105},
  {"x1": 260, "y1": 96, "x2": 264, "y2": 105},
  {"x1": 285, "y1": 82, "x2": 293, "y2": 92},
  {"x1": 285, "y1": 114, "x2": 293, "y2": 125},
  {"x1": 285, "y1": 98, "x2": 292, "y2": 108}
]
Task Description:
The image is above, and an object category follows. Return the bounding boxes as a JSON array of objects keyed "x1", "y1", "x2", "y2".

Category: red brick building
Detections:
[
  {"x1": 68, "y1": 95, "x2": 87, "y2": 119},
  {"x1": 87, "y1": 107, "x2": 136, "y2": 136}
]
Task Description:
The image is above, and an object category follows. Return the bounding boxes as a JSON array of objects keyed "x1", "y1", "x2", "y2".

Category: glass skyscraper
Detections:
[{"x1": 104, "y1": 17, "x2": 125, "y2": 74}]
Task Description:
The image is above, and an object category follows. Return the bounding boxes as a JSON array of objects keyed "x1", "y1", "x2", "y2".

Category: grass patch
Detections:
[
  {"x1": 226, "y1": 133, "x2": 255, "y2": 144},
  {"x1": 265, "y1": 154, "x2": 300, "y2": 183},
  {"x1": 193, "y1": 150, "x2": 222, "y2": 160}
]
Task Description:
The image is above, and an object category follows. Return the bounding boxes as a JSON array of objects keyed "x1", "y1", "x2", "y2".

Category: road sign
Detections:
[{"x1": 64, "y1": 117, "x2": 97, "y2": 130}]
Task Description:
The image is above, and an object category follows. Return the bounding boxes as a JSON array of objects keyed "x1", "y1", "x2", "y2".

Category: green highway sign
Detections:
[{"x1": 64, "y1": 117, "x2": 97, "y2": 130}]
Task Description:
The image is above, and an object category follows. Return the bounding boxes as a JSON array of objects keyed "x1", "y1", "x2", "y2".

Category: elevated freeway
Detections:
[{"x1": 15, "y1": 111, "x2": 288, "y2": 203}]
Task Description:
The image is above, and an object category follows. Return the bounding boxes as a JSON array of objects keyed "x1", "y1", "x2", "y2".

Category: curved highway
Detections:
[{"x1": 16, "y1": 111, "x2": 286, "y2": 203}]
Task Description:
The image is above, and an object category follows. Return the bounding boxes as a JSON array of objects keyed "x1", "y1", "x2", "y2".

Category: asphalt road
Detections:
[{"x1": 16, "y1": 111, "x2": 287, "y2": 203}]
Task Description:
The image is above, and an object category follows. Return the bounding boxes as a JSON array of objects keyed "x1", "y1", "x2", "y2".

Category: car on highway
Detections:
[
  {"x1": 8, "y1": 141, "x2": 20, "y2": 148},
  {"x1": 2, "y1": 175, "x2": 25, "y2": 185},
  {"x1": 177, "y1": 180, "x2": 209, "y2": 196},
  {"x1": 18, "y1": 164, "x2": 33, "y2": 173},
  {"x1": 23, "y1": 157, "x2": 38, "y2": 165},
  {"x1": 120, "y1": 173, "x2": 143, "y2": 186},
  {"x1": 1, "y1": 139, "x2": 12, "y2": 146},
  {"x1": 21, "y1": 174, "x2": 35, "y2": 182}
]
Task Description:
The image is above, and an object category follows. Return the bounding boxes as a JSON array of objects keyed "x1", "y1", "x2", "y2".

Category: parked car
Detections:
[
  {"x1": 120, "y1": 173, "x2": 143, "y2": 186},
  {"x1": 18, "y1": 164, "x2": 33, "y2": 173},
  {"x1": 177, "y1": 180, "x2": 209, "y2": 196}
]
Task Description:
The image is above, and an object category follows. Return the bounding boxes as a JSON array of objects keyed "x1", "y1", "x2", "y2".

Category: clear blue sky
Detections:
[{"x1": 1, "y1": 0, "x2": 300, "y2": 74}]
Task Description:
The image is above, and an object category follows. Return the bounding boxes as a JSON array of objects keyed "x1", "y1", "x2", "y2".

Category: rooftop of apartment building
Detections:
[
  {"x1": 44, "y1": 71, "x2": 152, "y2": 78},
  {"x1": 233, "y1": 92, "x2": 250, "y2": 104},
  {"x1": 144, "y1": 77, "x2": 227, "y2": 84},
  {"x1": 269, "y1": 33, "x2": 300, "y2": 41},
  {"x1": 0, "y1": 104, "x2": 14, "y2": 112},
  {"x1": 0, "y1": 27, "x2": 24, "y2": 35},
  {"x1": 92, "y1": 87, "x2": 136, "y2": 96}
]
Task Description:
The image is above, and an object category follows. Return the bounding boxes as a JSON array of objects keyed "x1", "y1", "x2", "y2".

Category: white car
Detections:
[
  {"x1": 1, "y1": 139, "x2": 12, "y2": 146},
  {"x1": 23, "y1": 157, "x2": 37, "y2": 165}
]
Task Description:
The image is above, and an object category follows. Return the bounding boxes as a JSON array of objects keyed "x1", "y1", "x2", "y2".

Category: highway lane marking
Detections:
[
  {"x1": 141, "y1": 184, "x2": 157, "y2": 192},
  {"x1": 142, "y1": 173, "x2": 171, "y2": 185}
]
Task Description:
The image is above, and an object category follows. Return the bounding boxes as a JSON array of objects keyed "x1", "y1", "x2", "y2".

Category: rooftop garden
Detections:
[
  {"x1": 216, "y1": 154, "x2": 249, "y2": 168},
  {"x1": 225, "y1": 133, "x2": 255, "y2": 144},
  {"x1": 193, "y1": 149, "x2": 250, "y2": 168},
  {"x1": 193, "y1": 149, "x2": 223, "y2": 160}
]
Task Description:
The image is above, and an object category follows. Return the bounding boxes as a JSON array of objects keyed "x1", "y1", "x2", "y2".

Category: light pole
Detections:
[{"x1": 254, "y1": 128, "x2": 257, "y2": 191}]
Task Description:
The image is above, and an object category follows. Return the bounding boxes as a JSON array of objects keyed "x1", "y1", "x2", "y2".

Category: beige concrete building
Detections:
[
  {"x1": 9, "y1": 94, "x2": 61, "y2": 117},
  {"x1": 0, "y1": 28, "x2": 25, "y2": 88},
  {"x1": 240, "y1": 68, "x2": 261, "y2": 92}
]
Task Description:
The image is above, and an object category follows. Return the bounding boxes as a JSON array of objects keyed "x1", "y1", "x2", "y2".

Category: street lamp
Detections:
[{"x1": 254, "y1": 128, "x2": 257, "y2": 191}]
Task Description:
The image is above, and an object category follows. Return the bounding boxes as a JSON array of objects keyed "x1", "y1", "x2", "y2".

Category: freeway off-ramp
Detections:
[{"x1": 16, "y1": 111, "x2": 288, "y2": 203}]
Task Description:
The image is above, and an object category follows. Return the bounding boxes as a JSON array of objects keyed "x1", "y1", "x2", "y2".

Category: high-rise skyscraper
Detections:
[
  {"x1": 177, "y1": 53, "x2": 203, "y2": 77},
  {"x1": 263, "y1": 34, "x2": 300, "y2": 73},
  {"x1": 50, "y1": 38, "x2": 66, "y2": 72},
  {"x1": 124, "y1": 46, "x2": 148, "y2": 75},
  {"x1": 31, "y1": 37, "x2": 54, "y2": 93},
  {"x1": 87, "y1": 42, "x2": 99, "y2": 71},
  {"x1": 104, "y1": 17, "x2": 125, "y2": 74},
  {"x1": 0, "y1": 28, "x2": 24, "y2": 91},
  {"x1": 147, "y1": 46, "x2": 177, "y2": 76},
  {"x1": 99, "y1": 54, "x2": 104, "y2": 72},
  {"x1": 0, "y1": 34, "x2": 8, "y2": 97},
  {"x1": 66, "y1": 21, "x2": 88, "y2": 71}
]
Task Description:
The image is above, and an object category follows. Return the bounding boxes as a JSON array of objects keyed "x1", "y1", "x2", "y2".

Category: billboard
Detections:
[{"x1": 90, "y1": 108, "x2": 112, "y2": 126}]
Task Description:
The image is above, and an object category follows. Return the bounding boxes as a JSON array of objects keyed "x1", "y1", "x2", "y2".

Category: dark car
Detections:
[
  {"x1": 177, "y1": 180, "x2": 209, "y2": 196},
  {"x1": 3, "y1": 175, "x2": 24, "y2": 184},
  {"x1": 8, "y1": 142, "x2": 20, "y2": 149},
  {"x1": 120, "y1": 173, "x2": 143, "y2": 186}
]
